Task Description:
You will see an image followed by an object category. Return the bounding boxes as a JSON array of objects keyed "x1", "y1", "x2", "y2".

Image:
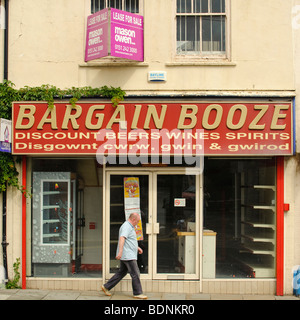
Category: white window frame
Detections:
[
  {"x1": 175, "y1": 0, "x2": 230, "y2": 61},
  {"x1": 91, "y1": 0, "x2": 143, "y2": 15}
]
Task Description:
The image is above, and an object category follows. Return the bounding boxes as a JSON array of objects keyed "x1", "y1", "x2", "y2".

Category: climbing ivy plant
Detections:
[{"x1": 0, "y1": 80, "x2": 126, "y2": 194}]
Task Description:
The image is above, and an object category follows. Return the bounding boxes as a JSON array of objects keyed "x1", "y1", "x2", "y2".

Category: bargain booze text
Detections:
[{"x1": 12, "y1": 102, "x2": 294, "y2": 156}]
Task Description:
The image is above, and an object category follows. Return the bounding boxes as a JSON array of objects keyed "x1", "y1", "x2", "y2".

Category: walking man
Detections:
[{"x1": 102, "y1": 212, "x2": 147, "y2": 299}]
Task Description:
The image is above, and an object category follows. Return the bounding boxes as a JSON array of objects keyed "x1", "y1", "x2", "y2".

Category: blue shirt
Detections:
[{"x1": 117, "y1": 220, "x2": 138, "y2": 260}]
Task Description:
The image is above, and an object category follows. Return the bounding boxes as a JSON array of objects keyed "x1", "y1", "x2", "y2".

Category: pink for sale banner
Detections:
[
  {"x1": 110, "y1": 8, "x2": 144, "y2": 61},
  {"x1": 85, "y1": 9, "x2": 109, "y2": 62}
]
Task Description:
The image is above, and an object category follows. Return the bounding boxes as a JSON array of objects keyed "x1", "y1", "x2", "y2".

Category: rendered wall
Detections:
[
  {"x1": 288, "y1": 0, "x2": 300, "y2": 295},
  {"x1": 4, "y1": 0, "x2": 299, "y2": 294},
  {"x1": 7, "y1": 0, "x2": 295, "y2": 95}
]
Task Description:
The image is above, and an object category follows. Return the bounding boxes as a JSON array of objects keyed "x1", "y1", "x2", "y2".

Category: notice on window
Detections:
[
  {"x1": 174, "y1": 198, "x2": 186, "y2": 207},
  {"x1": 124, "y1": 177, "x2": 143, "y2": 240}
]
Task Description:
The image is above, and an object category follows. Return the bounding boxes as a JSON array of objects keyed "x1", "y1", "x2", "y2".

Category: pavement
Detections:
[{"x1": 0, "y1": 288, "x2": 299, "y2": 300}]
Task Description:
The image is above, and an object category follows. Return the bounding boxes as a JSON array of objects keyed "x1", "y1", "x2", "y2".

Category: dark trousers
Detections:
[{"x1": 104, "y1": 260, "x2": 143, "y2": 295}]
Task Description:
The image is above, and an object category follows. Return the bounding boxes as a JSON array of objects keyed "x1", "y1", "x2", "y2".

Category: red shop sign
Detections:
[{"x1": 12, "y1": 101, "x2": 294, "y2": 156}]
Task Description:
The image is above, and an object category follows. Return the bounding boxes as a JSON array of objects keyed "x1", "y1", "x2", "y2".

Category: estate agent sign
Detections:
[{"x1": 85, "y1": 8, "x2": 144, "y2": 62}]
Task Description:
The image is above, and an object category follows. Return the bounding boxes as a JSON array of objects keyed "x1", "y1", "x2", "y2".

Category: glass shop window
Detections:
[
  {"x1": 31, "y1": 158, "x2": 103, "y2": 278},
  {"x1": 91, "y1": 0, "x2": 140, "y2": 14},
  {"x1": 203, "y1": 158, "x2": 276, "y2": 279},
  {"x1": 176, "y1": 0, "x2": 227, "y2": 57},
  {"x1": 42, "y1": 181, "x2": 69, "y2": 244}
]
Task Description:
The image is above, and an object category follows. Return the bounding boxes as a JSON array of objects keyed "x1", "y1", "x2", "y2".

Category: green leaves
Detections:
[
  {"x1": 63, "y1": 85, "x2": 126, "y2": 108},
  {"x1": 0, "y1": 80, "x2": 18, "y2": 119},
  {"x1": 0, "y1": 153, "x2": 19, "y2": 192},
  {"x1": 0, "y1": 81, "x2": 126, "y2": 194},
  {"x1": 6, "y1": 258, "x2": 21, "y2": 289},
  {"x1": 0, "y1": 81, "x2": 126, "y2": 117}
]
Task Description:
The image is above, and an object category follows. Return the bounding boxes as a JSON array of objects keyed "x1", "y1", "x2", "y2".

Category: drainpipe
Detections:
[
  {"x1": 1, "y1": 0, "x2": 9, "y2": 284},
  {"x1": 3, "y1": 0, "x2": 8, "y2": 80},
  {"x1": 2, "y1": 191, "x2": 7, "y2": 282}
]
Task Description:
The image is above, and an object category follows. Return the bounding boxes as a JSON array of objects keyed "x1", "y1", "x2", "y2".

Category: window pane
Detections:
[
  {"x1": 202, "y1": 0, "x2": 209, "y2": 12},
  {"x1": 109, "y1": 0, "x2": 122, "y2": 9},
  {"x1": 91, "y1": 0, "x2": 105, "y2": 13},
  {"x1": 92, "y1": 0, "x2": 139, "y2": 13},
  {"x1": 204, "y1": 158, "x2": 276, "y2": 279},
  {"x1": 202, "y1": 16, "x2": 225, "y2": 52},
  {"x1": 194, "y1": 0, "x2": 208, "y2": 13},
  {"x1": 125, "y1": 0, "x2": 139, "y2": 13},
  {"x1": 177, "y1": 16, "x2": 185, "y2": 53},
  {"x1": 157, "y1": 175, "x2": 196, "y2": 274},
  {"x1": 202, "y1": 16, "x2": 211, "y2": 51},
  {"x1": 212, "y1": 16, "x2": 225, "y2": 51},
  {"x1": 177, "y1": 0, "x2": 182, "y2": 13},
  {"x1": 177, "y1": 16, "x2": 200, "y2": 54},
  {"x1": 222, "y1": 16, "x2": 226, "y2": 51},
  {"x1": 177, "y1": 0, "x2": 192, "y2": 13},
  {"x1": 211, "y1": 0, "x2": 225, "y2": 13},
  {"x1": 187, "y1": 16, "x2": 199, "y2": 45},
  {"x1": 32, "y1": 160, "x2": 103, "y2": 278}
]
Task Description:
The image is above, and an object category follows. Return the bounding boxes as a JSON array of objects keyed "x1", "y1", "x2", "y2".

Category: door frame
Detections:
[{"x1": 104, "y1": 167, "x2": 203, "y2": 281}]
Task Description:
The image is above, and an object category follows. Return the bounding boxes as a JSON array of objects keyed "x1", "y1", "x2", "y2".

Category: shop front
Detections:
[{"x1": 12, "y1": 99, "x2": 294, "y2": 294}]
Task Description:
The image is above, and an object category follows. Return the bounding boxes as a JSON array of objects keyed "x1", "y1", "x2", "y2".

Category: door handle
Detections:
[
  {"x1": 146, "y1": 223, "x2": 151, "y2": 234},
  {"x1": 153, "y1": 223, "x2": 160, "y2": 234},
  {"x1": 146, "y1": 223, "x2": 160, "y2": 234}
]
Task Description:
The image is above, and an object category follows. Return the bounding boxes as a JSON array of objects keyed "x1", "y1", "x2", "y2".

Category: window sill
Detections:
[{"x1": 165, "y1": 61, "x2": 236, "y2": 67}]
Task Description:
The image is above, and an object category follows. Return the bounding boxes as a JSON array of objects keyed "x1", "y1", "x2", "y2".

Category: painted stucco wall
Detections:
[{"x1": 3, "y1": 0, "x2": 299, "y2": 294}]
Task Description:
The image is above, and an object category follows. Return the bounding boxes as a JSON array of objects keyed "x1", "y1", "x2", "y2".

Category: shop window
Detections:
[
  {"x1": 31, "y1": 158, "x2": 103, "y2": 278},
  {"x1": 91, "y1": 0, "x2": 140, "y2": 14},
  {"x1": 203, "y1": 158, "x2": 276, "y2": 279},
  {"x1": 176, "y1": 0, "x2": 227, "y2": 57}
]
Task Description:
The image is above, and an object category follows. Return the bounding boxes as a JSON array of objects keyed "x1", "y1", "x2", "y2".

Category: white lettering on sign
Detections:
[
  {"x1": 112, "y1": 11, "x2": 142, "y2": 26},
  {"x1": 88, "y1": 10, "x2": 108, "y2": 26},
  {"x1": 88, "y1": 28, "x2": 103, "y2": 45},
  {"x1": 114, "y1": 27, "x2": 136, "y2": 45},
  {"x1": 112, "y1": 11, "x2": 125, "y2": 22}
]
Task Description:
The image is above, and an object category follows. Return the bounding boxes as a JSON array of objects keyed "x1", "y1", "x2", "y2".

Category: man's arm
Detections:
[{"x1": 116, "y1": 236, "x2": 126, "y2": 260}]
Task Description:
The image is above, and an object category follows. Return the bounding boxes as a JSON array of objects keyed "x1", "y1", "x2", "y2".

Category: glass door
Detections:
[
  {"x1": 106, "y1": 170, "x2": 200, "y2": 280},
  {"x1": 107, "y1": 173, "x2": 152, "y2": 278},
  {"x1": 153, "y1": 173, "x2": 200, "y2": 279}
]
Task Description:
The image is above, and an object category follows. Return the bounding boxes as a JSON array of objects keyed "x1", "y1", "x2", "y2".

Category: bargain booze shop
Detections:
[{"x1": 11, "y1": 99, "x2": 294, "y2": 295}]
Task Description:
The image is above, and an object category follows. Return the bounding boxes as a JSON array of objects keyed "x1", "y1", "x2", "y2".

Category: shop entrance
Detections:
[{"x1": 105, "y1": 170, "x2": 201, "y2": 280}]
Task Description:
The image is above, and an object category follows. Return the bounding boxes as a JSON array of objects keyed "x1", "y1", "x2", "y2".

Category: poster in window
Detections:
[{"x1": 124, "y1": 177, "x2": 143, "y2": 240}]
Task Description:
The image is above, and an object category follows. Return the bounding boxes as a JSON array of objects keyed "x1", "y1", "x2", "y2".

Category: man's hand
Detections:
[
  {"x1": 116, "y1": 253, "x2": 122, "y2": 260},
  {"x1": 138, "y1": 247, "x2": 143, "y2": 254},
  {"x1": 116, "y1": 236, "x2": 126, "y2": 260}
]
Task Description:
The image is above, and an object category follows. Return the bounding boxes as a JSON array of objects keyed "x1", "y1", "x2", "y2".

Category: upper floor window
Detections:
[
  {"x1": 176, "y1": 0, "x2": 227, "y2": 57},
  {"x1": 91, "y1": 0, "x2": 140, "y2": 14}
]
